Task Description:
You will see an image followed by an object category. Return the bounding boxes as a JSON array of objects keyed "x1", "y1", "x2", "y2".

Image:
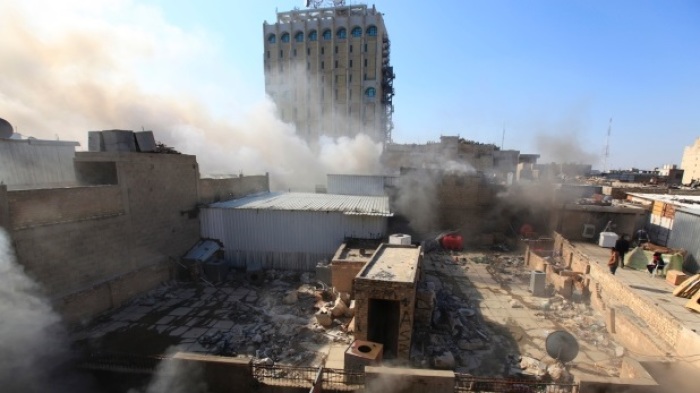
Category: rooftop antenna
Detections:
[
  {"x1": 603, "y1": 118, "x2": 612, "y2": 173},
  {"x1": 501, "y1": 121, "x2": 505, "y2": 149}
]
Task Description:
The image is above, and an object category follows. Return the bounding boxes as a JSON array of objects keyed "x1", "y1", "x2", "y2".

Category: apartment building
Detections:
[{"x1": 263, "y1": 3, "x2": 395, "y2": 144}]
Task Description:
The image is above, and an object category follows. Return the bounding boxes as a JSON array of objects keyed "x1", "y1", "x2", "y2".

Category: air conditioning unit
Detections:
[{"x1": 582, "y1": 224, "x2": 596, "y2": 239}]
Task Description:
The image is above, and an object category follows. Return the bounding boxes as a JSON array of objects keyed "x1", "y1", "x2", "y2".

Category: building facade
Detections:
[
  {"x1": 681, "y1": 137, "x2": 700, "y2": 184},
  {"x1": 263, "y1": 4, "x2": 394, "y2": 144}
]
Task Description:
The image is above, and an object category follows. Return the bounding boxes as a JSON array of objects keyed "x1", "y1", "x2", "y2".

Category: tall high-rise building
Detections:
[
  {"x1": 263, "y1": 3, "x2": 394, "y2": 145},
  {"x1": 681, "y1": 137, "x2": 700, "y2": 184}
]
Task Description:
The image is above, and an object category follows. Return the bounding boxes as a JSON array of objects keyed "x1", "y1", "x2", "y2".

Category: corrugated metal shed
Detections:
[
  {"x1": 201, "y1": 192, "x2": 391, "y2": 271},
  {"x1": 327, "y1": 174, "x2": 388, "y2": 196},
  {"x1": 667, "y1": 208, "x2": 700, "y2": 273}
]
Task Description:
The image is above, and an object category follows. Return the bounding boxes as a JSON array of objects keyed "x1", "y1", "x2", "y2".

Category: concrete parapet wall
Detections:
[
  {"x1": 7, "y1": 186, "x2": 123, "y2": 229},
  {"x1": 364, "y1": 366, "x2": 454, "y2": 393},
  {"x1": 171, "y1": 352, "x2": 259, "y2": 393},
  {"x1": 198, "y1": 175, "x2": 269, "y2": 205},
  {"x1": 578, "y1": 375, "x2": 658, "y2": 393},
  {"x1": 57, "y1": 260, "x2": 173, "y2": 324},
  {"x1": 331, "y1": 261, "x2": 365, "y2": 293},
  {"x1": 553, "y1": 232, "x2": 700, "y2": 367},
  {"x1": 589, "y1": 262, "x2": 682, "y2": 350}
]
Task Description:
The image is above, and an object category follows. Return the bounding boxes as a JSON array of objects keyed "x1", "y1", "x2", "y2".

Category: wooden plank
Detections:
[
  {"x1": 673, "y1": 274, "x2": 700, "y2": 298},
  {"x1": 685, "y1": 290, "x2": 700, "y2": 313}
]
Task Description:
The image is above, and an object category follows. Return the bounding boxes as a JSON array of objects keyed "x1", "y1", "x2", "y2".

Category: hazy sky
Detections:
[{"x1": 1, "y1": 0, "x2": 698, "y2": 171}]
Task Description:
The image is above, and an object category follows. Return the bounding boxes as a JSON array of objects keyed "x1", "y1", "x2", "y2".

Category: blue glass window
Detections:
[
  {"x1": 365, "y1": 87, "x2": 376, "y2": 97},
  {"x1": 295, "y1": 32, "x2": 304, "y2": 42},
  {"x1": 322, "y1": 29, "x2": 331, "y2": 40},
  {"x1": 281, "y1": 33, "x2": 290, "y2": 43},
  {"x1": 309, "y1": 30, "x2": 318, "y2": 41},
  {"x1": 268, "y1": 34, "x2": 276, "y2": 44},
  {"x1": 351, "y1": 27, "x2": 362, "y2": 37},
  {"x1": 337, "y1": 28, "x2": 347, "y2": 39},
  {"x1": 366, "y1": 26, "x2": 377, "y2": 37}
]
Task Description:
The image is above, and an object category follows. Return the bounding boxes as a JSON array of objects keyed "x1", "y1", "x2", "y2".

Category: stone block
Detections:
[{"x1": 665, "y1": 270, "x2": 688, "y2": 286}]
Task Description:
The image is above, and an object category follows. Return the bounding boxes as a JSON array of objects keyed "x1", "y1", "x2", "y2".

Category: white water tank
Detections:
[
  {"x1": 388, "y1": 234, "x2": 412, "y2": 245},
  {"x1": 598, "y1": 232, "x2": 619, "y2": 248}
]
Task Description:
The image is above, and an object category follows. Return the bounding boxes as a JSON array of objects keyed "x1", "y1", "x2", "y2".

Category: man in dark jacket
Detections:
[{"x1": 614, "y1": 235, "x2": 631, "y2": 268}]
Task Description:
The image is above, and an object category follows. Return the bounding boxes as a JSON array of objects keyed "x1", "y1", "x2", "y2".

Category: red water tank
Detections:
[{"x1": 441, "y1": 234, "x2": 463, "y2": 251}]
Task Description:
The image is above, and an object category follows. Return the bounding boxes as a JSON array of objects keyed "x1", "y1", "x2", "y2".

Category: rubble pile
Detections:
[
  {"x1": 91, "y1": 269, "x2": 356, "y2": 367},
  {"x1": 411, "y1": 253, "x2": 494, "y2": 372}
]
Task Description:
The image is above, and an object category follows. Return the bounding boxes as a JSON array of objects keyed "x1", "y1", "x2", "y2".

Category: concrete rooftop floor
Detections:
[
  {"x1": 573, "y1": 241, "x2": 700, "y2": 335},
  {"x1": 72, "y1": 247, "x2": 694, "y2": 384},
  {"x1": 414, "y1": 251, "x2": 623, "y2": 381},
  {"x1": 71, "y1": 271, "x2": 351, "y2": 367}
]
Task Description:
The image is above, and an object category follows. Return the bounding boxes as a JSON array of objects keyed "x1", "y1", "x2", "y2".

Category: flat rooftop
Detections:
[
  {"x1": 572, "y1": 241, "x2": 700, "y2": 334},
  {"x1": 357, "y1": 244, "x2": 420, "y2": 283},
  {"x1": 332, "y1": 240, "x2": 380, "y2": 263},
  {"x1": 209, "y1": 192, "x2": 392, "y2": 217}
]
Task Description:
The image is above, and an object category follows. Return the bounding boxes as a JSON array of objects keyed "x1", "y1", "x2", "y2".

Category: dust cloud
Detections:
[
  {"x1": 364, "y1": 373, "x2": 411, "y2": 393},
  {"x1": 128, "y1": 351, "x2": 208, "y2": 393},
  {"x1": 0, "y1": 0, "x2": 382, "y2": 192},
  {"x1": 0, "y1": 228, "x2": 92, "y2": 392},
  {"x1": 393, "y1": 154, "x2": 476, "y2": 236},
  {"x1": 530, "y1": 115, "x2": 598, "y2": 166}
]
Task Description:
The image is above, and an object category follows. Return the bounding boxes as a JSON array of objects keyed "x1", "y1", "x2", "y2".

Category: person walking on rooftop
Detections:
[
  {"x1": 614, "y1": 234, "x2": 630, "y2": 268},
  {"x1": 607, "y1": 247, "x2": 620, "y2": 275}
]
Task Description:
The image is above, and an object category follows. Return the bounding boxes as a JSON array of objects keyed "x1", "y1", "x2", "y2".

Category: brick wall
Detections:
[
  {"x1": 7, "y1": 186, "x2": 123, "y2": 229},
  {"x1": 589, "y1": 262, "x2": 683, "y2": 350},
  {"x1": 331, "y1": 261, "x2": 366, "y2": 293},
  {"x1": 552, "y1": 232, "x2": 700, "y2": 365},
  {"x1": 198, "y1": 174, "x2": 269, "y2": 205},
  {"x1": 354, "y1": 279, "x2": 417, "y2": 360},
  {"x1": 56, "y1": 260, "x2": 173, "y2": 323},
  {"x1": 6, "y1": 152, "x2": 203, "y2": 324}
]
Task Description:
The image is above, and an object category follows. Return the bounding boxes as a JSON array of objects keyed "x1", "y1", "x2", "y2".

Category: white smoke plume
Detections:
[
  {"x1": 128, "y1": 351, "x2": 208, "y2": 393},
  {"x1": 0, "y1": 227, "x2": 92, "y2": 392},
  {"x1": 0, "y1": 0, "x2": 383, "y2": 192}
]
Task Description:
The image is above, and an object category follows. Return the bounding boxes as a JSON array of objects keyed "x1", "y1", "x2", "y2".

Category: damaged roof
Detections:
[{"x1": 209, "y1": 192, "x2": 392, "y2": 217}]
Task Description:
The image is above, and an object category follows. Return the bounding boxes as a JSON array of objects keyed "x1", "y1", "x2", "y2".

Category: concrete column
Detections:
[{"x1": 0, "y1": 184, "x2": 9, "y2": 231}]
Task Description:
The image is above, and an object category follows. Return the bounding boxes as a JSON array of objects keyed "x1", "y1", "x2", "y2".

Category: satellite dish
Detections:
[
  {"x1": 545, "y1": 330, "x2": 579, "y2": 362},
  {"x1": 0, "y1": 118, "x2": 13, "y2": 139}
]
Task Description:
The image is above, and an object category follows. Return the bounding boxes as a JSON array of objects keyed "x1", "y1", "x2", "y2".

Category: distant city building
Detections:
[
  {"x1": 382, "y1": 136, "x2": 521, "y2": 178},
  {"x1": 263, "y1": 3, "x2": 394, "y2": 144},
  {"x1": 681, "y1": 137, "x2": 700, "y2": 184}
]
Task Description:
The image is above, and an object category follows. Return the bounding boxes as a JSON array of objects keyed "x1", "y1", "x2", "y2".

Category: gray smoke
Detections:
[
  {"x1": 393, "y1": 157, "x2": 475, "y2": 235},
  {"x1": 128, "y1": 351, "x2": 209, "y2": 393},
  {"x1": 0, "y1": 228, "x2": 92, "y2": 392},
  {"x1": 535, "y1": 132, "x2": 598, "y2": 165}
]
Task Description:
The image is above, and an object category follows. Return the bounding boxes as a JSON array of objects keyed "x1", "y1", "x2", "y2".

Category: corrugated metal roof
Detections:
[
  {"x1": 627, "y1": 193, "x2": 700, "y2": 210},
  {"x1": 209, "y1": 192, "x2": 392, "y2": 217}
]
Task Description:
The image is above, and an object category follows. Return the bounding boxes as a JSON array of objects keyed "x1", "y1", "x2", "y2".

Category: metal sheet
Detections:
[
  {"x1": 209, "y1": 192, "x2": 391, "y2": 216},
  {"x1": 327, "y1": 174, "x2": 387, "y2": 196},
  {"x1": 200, "y1": 207, "x2": 387, "y2": 271},
  {"x1": 668, "y1": 209, "x2": 700, "y2": 273}
]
